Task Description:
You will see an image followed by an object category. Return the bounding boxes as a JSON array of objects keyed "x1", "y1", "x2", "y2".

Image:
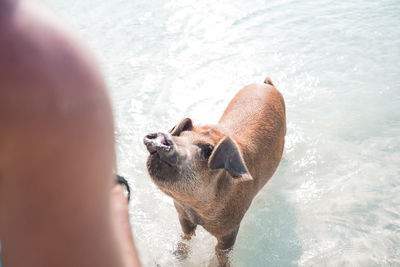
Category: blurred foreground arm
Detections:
[{"x1": 0, "y1": 0, "x2": 140, "y2": 266}]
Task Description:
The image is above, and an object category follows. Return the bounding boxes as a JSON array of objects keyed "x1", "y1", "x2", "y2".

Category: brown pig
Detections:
[{"x1": 143, "y1": 77, "x2": 286, "y2": 265}]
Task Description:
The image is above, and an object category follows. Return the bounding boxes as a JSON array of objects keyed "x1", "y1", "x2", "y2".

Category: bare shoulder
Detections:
[
  {"x1": 0, "y1": 0, "x2": 114, "y2": 161},
  {"x1": 0, "y1": 0, "x2": 110, "y2": 119},
  {"x1": 0, "y1": 2, "x2": 121, "y2": 266}
]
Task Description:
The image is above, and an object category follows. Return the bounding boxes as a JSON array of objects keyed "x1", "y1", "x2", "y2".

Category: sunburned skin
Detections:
[
  {"x1": 0, "y1": 1, "x2": 140, "y2": 266},
  {"x1": 144, "y1": 77, "x2": 286, "y2": 266}
]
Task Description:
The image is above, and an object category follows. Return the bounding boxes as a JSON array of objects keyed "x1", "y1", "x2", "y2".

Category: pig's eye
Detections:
[{"x1": 196, "y1": 143, "x2": 214, "y2": 160}]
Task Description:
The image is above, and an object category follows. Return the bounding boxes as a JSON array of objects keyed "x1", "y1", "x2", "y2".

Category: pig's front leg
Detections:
[
  {"x1": 173, "y1": 202, "x2": 197, "y2": 260},
  {"x1": 178, "y1": 216, "x2": 197, "y2": 240},
  {"x1": 215, "y1": 227, "x2": 239, "y2": 267},
  {"x1": 174, "y1": 200, "x2": 197, "y2": 240},
  {"x1": 173, "y1": 216, "x2": 197, "y2": 260}
]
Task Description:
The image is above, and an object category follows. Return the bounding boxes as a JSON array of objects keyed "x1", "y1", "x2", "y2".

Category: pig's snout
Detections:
[{"x1": 144, "y1": 132, "x2": 174, "y2": 154}]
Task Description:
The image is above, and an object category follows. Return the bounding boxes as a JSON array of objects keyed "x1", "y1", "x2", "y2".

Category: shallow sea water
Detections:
[{"x1": 45, "y1": 0, "x2": 400, "y2": 266}]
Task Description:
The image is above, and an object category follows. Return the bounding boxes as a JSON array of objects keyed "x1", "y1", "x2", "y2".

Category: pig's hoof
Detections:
[{"x1": 173, "y1": 241, "x2": 191, "y2": 261}]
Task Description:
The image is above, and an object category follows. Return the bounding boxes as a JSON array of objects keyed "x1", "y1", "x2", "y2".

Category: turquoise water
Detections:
[{"x1": 46, "y1": 0, "x2": 400, "y2": 266}]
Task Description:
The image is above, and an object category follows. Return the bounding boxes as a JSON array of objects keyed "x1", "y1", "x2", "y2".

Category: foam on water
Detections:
[{"x1": 46, "y1": 0, "x2": 400, "y2": 265}]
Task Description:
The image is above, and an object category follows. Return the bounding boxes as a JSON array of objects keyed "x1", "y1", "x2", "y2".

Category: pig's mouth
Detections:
[
  {"x1": 149, "y1": 151, "x2": 175, "y2": 167},
  {"x1": 144, "y1": 133, "x2": 187, "y2": 184},
  {"x1": 144, "y1": 132, "x2": 178, "y2": 168},
  {"x1": 144, "y1": 133, "x2": 174, "y2": 154},
  {"x1": 146, "y1": 151, "x2": 181, "y2": 183}
]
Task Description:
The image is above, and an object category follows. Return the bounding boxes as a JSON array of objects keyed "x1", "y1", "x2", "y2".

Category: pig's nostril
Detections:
[
  {"x1": 145, "y1": 133, "x2": 158, "y2": 140},
  {"x1": 165, "y1": 139, "x2": 173, "y2": 147},
  {"x1": 158, "y1": 134, "x2": 167, "y2": 146},
  {"x1": 143, "y1": 132, "x2": 174, "y2": 154},
  {"x1": 158, "y1": 135, "x2": 174, "y2": 147}
]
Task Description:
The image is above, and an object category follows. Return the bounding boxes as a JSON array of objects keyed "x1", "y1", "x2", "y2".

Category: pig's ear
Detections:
[
  {"x1": 208, "y1": 136, "x2": 253, "y2": 182},
  {"x1": 169, "y1": 118, "x2": 193, "y2": 136}
]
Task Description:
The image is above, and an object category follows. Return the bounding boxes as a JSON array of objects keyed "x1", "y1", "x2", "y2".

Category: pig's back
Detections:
[{"x1": 219, "y1": 83, "x2": 286, "y2": 192}]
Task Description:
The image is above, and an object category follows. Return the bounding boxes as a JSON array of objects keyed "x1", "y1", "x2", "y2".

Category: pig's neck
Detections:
[{"x1": 179, "y1": 171, "x2": 237, "y2": 218}]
